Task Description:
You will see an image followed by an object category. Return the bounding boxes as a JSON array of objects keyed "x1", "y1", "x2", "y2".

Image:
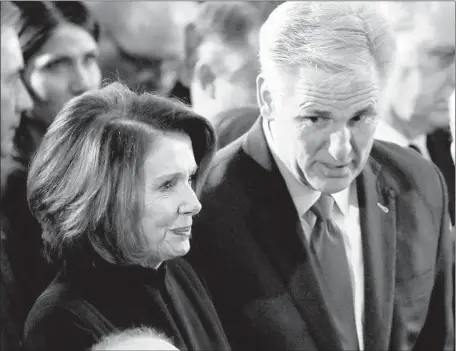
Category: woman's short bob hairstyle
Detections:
[{"x1": 27, "y1": 82, "x2": 216, "y2": 267}]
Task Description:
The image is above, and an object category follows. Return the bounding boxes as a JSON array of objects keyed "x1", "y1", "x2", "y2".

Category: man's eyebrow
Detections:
[
  {"x1": 115, "y1": 42, "x2": 175, "y2": 66},
  {"x1": 427, "y1": 45, "x2": 455, "y2": 56},
  {"x1": 294, "y1": 104, "x2": 376, "y2": 120},
  {"x1": 353, "y1": 106, "x2": 376, "y2": 116},
  {"x1": 297, "y1": 103, "x2": 332, "y2": 118}
]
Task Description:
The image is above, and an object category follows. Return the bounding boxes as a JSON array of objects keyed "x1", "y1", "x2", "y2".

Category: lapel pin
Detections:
[{"x1": 377, "y1": 202, "x2": 389, "y2": 213}]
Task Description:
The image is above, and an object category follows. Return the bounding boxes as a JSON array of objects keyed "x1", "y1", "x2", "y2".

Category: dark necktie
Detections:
[
  {"x1": 309, "y1": 194, "x2": 359, "y2": 350},
  {"x1": 408, "y1": 143, "x2": 422, "y2": 154}
]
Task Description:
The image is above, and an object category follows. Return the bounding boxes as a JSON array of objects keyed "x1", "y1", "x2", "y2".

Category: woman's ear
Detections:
[
  {"x1": 256, "y1": 74, "x2": 274, "y2": 120},
  {"x1": 194, "y1": 61, "x2": 216, "y2": 100}
]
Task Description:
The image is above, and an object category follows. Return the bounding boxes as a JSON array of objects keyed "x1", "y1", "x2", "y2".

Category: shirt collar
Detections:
[{"x1": 262, "y1": 118, "x2": 352, "y2": 217}]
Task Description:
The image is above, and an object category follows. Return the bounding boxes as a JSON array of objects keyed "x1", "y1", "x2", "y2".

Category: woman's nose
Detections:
[{"x1": 179, "y1": 186, "x2": 202, "y2": 216}]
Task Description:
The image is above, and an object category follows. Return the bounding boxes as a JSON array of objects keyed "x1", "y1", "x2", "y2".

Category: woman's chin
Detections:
[{"x1": 172, "y1": 239, "x2": 191, "y2": 258}]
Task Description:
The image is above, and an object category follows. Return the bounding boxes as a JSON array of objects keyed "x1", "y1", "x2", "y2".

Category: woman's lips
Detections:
[{"x1": 170, "y1": 226, "x2": 192, "y2": 236}]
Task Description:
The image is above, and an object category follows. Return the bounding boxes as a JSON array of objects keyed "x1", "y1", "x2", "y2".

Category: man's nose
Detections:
[{"x1": 328, "y1": 127, "x2": 352, "y2": 162}]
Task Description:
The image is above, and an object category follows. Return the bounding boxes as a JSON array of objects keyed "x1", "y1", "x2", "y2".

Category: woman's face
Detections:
[
  {"x1": 141, "y1": 131, "x2": 202, "y2": 267},
  {"x1": 23, "y1": 23, "x2": 101, "y2": 126}
]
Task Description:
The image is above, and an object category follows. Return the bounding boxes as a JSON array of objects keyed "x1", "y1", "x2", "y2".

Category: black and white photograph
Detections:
[{"x1": 0, "y1": 1, "x2": 454, "y2": 350}]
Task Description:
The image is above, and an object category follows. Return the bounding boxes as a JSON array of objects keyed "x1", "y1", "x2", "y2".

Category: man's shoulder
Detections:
[
  {"x1": 371, "y1": 140, "x2": 445, "y2": 196},
  {"x1": 204, "y1": 137, "x2": 250, "y2": 188},
  {"x1": 214, "y1": 106, "x2": 260, "y2": 149}
]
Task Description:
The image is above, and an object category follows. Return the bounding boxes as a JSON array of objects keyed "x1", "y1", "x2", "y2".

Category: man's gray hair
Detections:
[
  {"x1": 259, "y1": 1, "x2": 396, "y2": 85},
  {"x1": 1, "y1": 1, "x2": 21, "y2": 31}
]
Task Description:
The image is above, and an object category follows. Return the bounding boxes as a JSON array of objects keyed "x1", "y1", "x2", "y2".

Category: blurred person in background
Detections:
[
  {"x1": 86, "y1": 1, "x2": 198, "y2": 103},
  {"x1": 13, "y1": 0, "x2": 101, "y2": 167},
  {"x1": 23, "y1": 83, "x2": 230, "y2": 351},
  {"x1": 183, "y1": 2, "x2": 283, "y2": 149},
  {"x1": 450, "y1": 89, "x2": 455, "y2": 164},
  {"x1": 448, "y1": 87, "x2": 455, "y2": 320},
  {"x1": 0, "y1": 2, "x2": 33, "y2": 191},
  {"x1": 182, "y1": 2, "x2": 263, "y2": 145},
  {"x1": 1, "y1": 3, "x2": 34, "y2": 350},
  {"x1": 92, "y1": 327, "x2": 179, "y2": 351},
  {"x1": 2, "y1": 1, "x2": 101, "y2": 341},
  {"x1": 376, "y1": 1, "x2": 455, "y2": 225}
]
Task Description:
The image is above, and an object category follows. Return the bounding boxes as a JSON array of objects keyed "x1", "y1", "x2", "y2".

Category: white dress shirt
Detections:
[
  {"x1": 263, "y1": 119, "x2": 365, "y2": 349},
  {"x1": 375, "y1": 121, "x2": 431, "y2": 160}
]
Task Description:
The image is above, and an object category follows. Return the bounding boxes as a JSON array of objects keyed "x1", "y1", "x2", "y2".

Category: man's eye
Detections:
[
  {"x1": 300, "y1": 116, "x2": 325, "y2": 124},
  {"x1": 351, "y1": 114, "x2": 363, "y2": 123},
  {"x1": 160, "y1": 179, "x2": 176, "y2": 191},
  {"x1": 188, "y1": 174, "x2": 196, "y2": 187}
]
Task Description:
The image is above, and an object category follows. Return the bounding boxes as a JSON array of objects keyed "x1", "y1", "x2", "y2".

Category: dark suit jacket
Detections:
[
  {"x1": 427, "y1": 128, "x2": 455, "y2": 225},
  {"x1": 188, "y1": 118, "x2": 455, "y2": 351},
  {"x1": 213, "y1": 106, "x2": 259, "y2": 150}
]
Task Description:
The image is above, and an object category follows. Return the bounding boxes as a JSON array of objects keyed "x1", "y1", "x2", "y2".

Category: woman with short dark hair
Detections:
[{"x1": 23, "y1": 82, "x2": 230, "y2": 351}]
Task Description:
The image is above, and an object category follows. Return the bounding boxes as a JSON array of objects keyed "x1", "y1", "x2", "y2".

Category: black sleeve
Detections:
[{"x1": 24, "y1": 306, "x2": 98, "y2": 351}]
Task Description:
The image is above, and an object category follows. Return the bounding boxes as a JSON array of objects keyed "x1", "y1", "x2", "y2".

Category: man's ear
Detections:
[
  {"x1": 256, "y1": 74, "x2": 274, "y2": 120},
  {"x1": 194, "y1": 61, "x2": 216, "y2": 99}
]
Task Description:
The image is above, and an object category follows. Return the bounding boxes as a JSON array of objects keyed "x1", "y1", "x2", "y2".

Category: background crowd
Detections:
[{"x1": 0, "y1": 1, "x2": 454, "y2": 351}]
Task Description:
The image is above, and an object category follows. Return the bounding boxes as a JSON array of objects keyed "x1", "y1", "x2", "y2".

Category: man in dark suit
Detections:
[
  {"x1": 187, "y1": 2, "x2": 454, "y2": 350},
  {"x1": 374, "y1": 2, "x2": 455, "y2": 225},
  {"x1": 1, "y1": 3, "x2": 34, "y2": 350}
]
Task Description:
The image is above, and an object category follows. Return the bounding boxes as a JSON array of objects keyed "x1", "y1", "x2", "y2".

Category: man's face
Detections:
[
  {"x1": 91, "y1": 2, "x2": 194, "y2": 96},
  {"x1": 1, "y1": 27, "x2": 33, "y2": 157},
  {"x1": 97, "y1": 33, "x2": 181, "y2": 96},
  {"x1": 388, "y1": 4, "x2": 455, "y2": 134},
  {"x1": 212, "y1": 51, "x2": 260, "y2": 115},
  {"x1": 258, "y1": 65, "x2": 381, "y2": 194},
  {"x1": 190, "y1": 30, "x2": 260, "y2": 122}
]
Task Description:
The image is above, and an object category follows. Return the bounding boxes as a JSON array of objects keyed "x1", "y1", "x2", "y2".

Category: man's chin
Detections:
[{"x1": 312, "y1": 176, "x2": 353, "y2": 194}]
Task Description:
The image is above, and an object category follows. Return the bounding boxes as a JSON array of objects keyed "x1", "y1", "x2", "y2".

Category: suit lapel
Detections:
[
  {"x1": 242, "y1": 120, "x2": 343, "y2": 351},
  {"x1": 357, "y1": 156, "x2": 397, "y2": 350}
]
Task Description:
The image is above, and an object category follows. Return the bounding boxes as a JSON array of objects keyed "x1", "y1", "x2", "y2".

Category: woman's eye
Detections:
[{"x1": 307, "y1": 116, "x2": 320, "y2": 123}]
